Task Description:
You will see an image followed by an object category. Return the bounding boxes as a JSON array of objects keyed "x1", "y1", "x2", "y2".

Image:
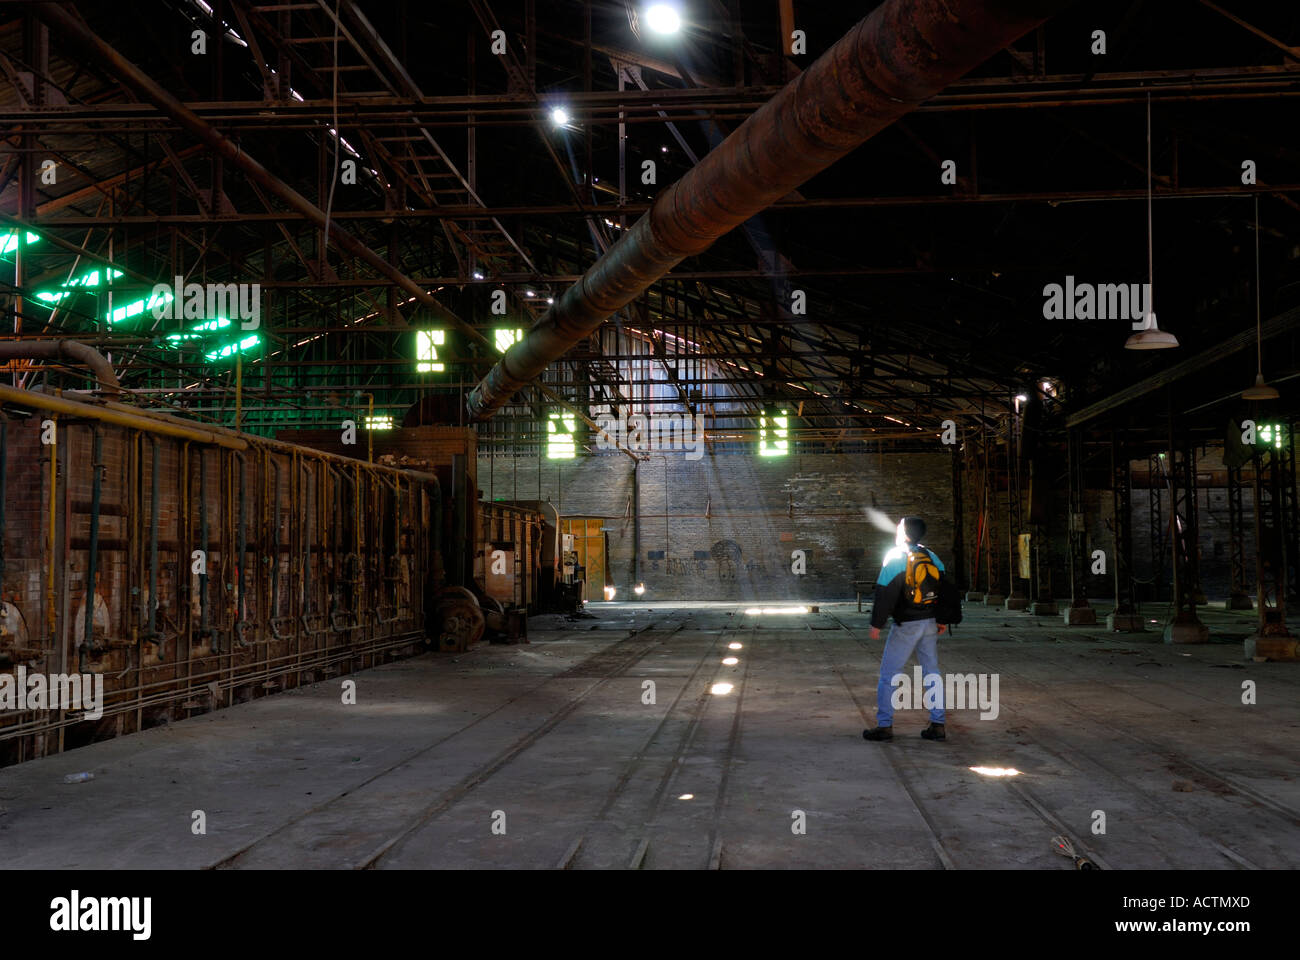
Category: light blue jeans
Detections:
[{"x1": 876, "y1": 618, "x2": 944, "y2": 727}]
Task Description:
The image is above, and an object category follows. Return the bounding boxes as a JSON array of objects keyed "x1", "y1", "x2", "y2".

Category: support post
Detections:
[
  {"x1": 1225, "y1": 463, "x2": 1253, "y2": 609},
  {"x1": 1163, "y1": 400, "x2": 1209, "y2": 643},
  {"x1": 1106, "y1": 430, "x2": 1144, "y2": 631},
  {"x1": 1064, "y1": 427, "x2": 1096, "y2": 624},
  {"x1": 1248, "y1": 425, "x2": 1298, "y2": 659}
]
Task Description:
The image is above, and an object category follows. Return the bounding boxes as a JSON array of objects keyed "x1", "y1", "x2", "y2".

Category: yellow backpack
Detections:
[{"x1": 905, "y1": 549, "x2": 941, "y2": 606}]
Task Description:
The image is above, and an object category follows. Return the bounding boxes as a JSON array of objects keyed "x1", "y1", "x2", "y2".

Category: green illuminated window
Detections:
[
  {"x1": 760, "y1": 409, "x2": 789, "y2": 457},
  {"x1": 204, "y1": 334, "x2": 260, "y2": 361},
  {"x1": 364, "y1": 414, "x2": 394, "y2": 431},
  {"x1": 109, "y1": 287, "x2": 172, "y2": 325},
  {"x1": 547, "y1": 411, "x2": 577, "y2": 460},
  {"x1": 416, "y1": 329, "x2": 445, "y2": 372},
  {"x1": 0, "y1": 230, "x2": 40, "y2": 258},
  {"x1": 33, "y1": 266, "x2": 125, "y2": 307},
  {"x1": 166, "y1": 318, "x2": 232, "y2": 345},
  {"x1": 495, "y1": 328, "x2": 524, "y2": 353},
  {"x1": 1259, "y1": 423, "x2": 1287, "y2": 449}
]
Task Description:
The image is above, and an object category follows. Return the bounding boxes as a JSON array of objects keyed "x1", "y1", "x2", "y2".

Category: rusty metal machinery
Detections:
[
  {"x1": 0, "y1": 387, "x2": 444, "y2": 766},
  {"x1": 434, "y1": 586, "x2": 485, "y2": 652}
]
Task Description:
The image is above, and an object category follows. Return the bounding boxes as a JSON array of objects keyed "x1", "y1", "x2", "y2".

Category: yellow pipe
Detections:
[
  {"x1": 0, "y1": 386, "x2": 447, "y2": 489},
  {"x1": 0, "y1": 385, "x2": 246, "y2": 450},
  {"x1": 46, "y1": 413, "x2": 57, "y2": 645},
  {"x1": 235, "y1": 353, "x2": 242, "y2": 431}
]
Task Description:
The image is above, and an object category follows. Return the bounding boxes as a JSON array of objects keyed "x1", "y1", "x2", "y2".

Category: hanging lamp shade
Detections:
[
  {"x1": 1124, "y1": 313, "x2": 1179, "y2": 350},
  {"x1": 1241, "y1": 198, "x2": 1276, "y2": 399},
  {"x1": 1242, "y1": 372, "x2": 1279, "y2": 401}
]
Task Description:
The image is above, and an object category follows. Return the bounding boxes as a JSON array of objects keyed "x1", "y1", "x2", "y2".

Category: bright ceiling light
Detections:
[
  {"x1": 722, "y1": 657, "x2": 739, "y2": 665},
  {"x1": 710, "y1": 682, "x2": 733, "y2": 695},
  {"x1": 550, "y1": 106, "x2": 570, "y2": 126},
  {"x1": 728, "y1": 642, "x2": 742, "y2": 650},
  {"x1": 644, "y1": 3, "x2": 682, "y2": 35},
  {"x1": 678, "y1": 793, "x2": 694, "y2": 800},
  {"x1": 970, "y1": 766, "x2": 1021, "y2": 778}
]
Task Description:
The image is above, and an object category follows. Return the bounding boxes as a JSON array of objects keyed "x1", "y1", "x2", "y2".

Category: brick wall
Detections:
[{"x1": 478, "y1": 449, "x2": 958, "y2": 601}]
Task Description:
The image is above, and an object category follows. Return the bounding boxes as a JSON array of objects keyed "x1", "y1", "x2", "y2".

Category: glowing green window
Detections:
[
  {"x1": 204, "y1": 334, "x2": 260, "y2": 361},
  {"x1": 760, "y1": 409, "x2": 789, "y2": 457},
  {"x1": 364, "y1": 414, "x2": 394, "y2": 431},
  {"x1": 416, "y1": 330, "x2": 445, "y2": 372},
  {"x1": 495, "y1": 328, "x2": 524, "y2": 353},
  {"x1": 1259, "y1": 423, "x2": 1286, "y2": 449},
  {"x1": 33, "y1": 266, "x2": 124, "y2": 308},
  {"x1": 547, "y1": 412, "x2": 577, "y2": 460},
  {"x1": 109, "y1": 285, "x2": 170, "y2": 325},
  {"x1": 0, "y1": 230, "x2": 40, "y2": 258}
]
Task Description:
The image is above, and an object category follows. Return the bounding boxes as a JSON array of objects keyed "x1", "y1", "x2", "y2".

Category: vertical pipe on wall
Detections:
[
  {"x1": 148, "y1": 437, "x2": 160, "y2": 652},
  {"x1": 46, "y1": 414, "x2": 57, "y2": 647},
  {"x1": 632, "y1": 459, "x2": 641, "y2": 591},
  {"x1": 270, "y1": 456, "x2": 281, "y2": 623},
  {"x1": 82, "y1": 425, "x2": 103, "y2": 670},
  {"x1": 235, "y1": 451, "x2": 249, "y2": 645},
  {"x1": 198, "y1": 447, "x2": 209, "y2": 642}
]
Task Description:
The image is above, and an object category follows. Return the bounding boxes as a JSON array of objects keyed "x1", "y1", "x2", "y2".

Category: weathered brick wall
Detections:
[{"x1": 478, "y1": 450, "x2": 958, "y2": 601}]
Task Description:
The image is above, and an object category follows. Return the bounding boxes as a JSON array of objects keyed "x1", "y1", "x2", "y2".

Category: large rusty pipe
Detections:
[
  {"x1": 34, "y1": 2, "x2": 471, "y2": 340},
  {"x1": 0, "y1": 340, "x2": 120, "y2": 393},
  {"x1": 467, "y1": 0, "x2": 1071, "y2": 420}
]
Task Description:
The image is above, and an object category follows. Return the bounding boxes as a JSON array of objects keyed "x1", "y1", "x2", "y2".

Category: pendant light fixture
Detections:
[
  {"x1": 1126, "y1": 93, "x2": 1179, "y2": 349},
  {"x1": 1241, "y1": 195, "x2": 1278, "y2": 400}
]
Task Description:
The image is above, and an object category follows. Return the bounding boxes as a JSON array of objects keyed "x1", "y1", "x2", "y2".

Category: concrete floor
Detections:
[{"x1": 1, "y1": 600, "x2": 1297, "y2": 870}]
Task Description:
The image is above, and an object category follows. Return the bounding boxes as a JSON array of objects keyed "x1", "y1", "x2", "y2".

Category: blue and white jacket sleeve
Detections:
[{"x1": 871, "y1": 548, "x2": 908, "y2": 630}]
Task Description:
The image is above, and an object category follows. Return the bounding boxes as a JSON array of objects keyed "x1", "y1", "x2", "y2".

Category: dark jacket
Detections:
[{"x1": 871, "y1": 542, "x2": 955, "y2": 629}]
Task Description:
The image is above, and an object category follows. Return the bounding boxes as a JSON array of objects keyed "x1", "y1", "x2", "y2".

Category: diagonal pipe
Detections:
[
  {"x1": 0, "y1": 339, "x2": 121, "y2": 394},
  {"x1": 467, "y1": 0, "x2": 1073, "y2": 420}
]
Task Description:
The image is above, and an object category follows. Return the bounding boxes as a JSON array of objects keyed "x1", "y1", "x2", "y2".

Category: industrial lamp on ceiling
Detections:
[
  {"x1": 1125, "y1": 93, "x2": 1179, "y2": 350},
  {"x1": 644, "y1": 3, "x2": 683, "y2": 35},
  {"x1": 1242, "y1": 196, "x2": 1279, "y2": 400}
]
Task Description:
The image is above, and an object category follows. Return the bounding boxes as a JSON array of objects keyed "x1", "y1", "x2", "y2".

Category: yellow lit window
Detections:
[
  {"x1": 547, "y1": 412, "x2": 577, "y2": 459},
  {"x1": 760, "y1": 409, "x2": 789, "y2": 457},
  {"x1": 416, "y1": 330, "x2": 445, "y2": 372},
  {"x1": 495, "y1": 328, "x2": 524, "y2": 353}
]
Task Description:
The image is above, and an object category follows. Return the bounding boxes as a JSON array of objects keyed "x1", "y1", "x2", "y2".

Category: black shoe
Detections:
[
  {"x1": 863, "y1": 726, "x2": 893, "y2": 741},
  {"x1": 920, "y1": 723, "x2": 946, "y2": 741}
]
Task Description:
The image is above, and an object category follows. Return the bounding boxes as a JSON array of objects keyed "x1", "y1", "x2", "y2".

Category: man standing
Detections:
[{"x1": 863, "y1": 516, "x2": 948, "y2": 742}]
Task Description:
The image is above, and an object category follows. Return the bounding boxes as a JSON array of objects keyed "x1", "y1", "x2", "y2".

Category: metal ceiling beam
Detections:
[
  {"x1": 467, "y1": 0, "x2": 1075, "y2": 420},
  {"x1": 32, "y1": 0, "x2": 476, "y2": 342},
  {"x1": 1065, "y1": 306, "x2": 1300, "y2": 427}
]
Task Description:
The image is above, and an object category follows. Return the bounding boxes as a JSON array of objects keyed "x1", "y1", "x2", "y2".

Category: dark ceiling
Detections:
[{"x1": 1, "y1": 0, "x2": 1297, "y2": 445}]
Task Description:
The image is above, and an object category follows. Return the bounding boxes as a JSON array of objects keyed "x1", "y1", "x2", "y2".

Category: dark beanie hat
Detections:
[{"x1": 900, "y1": 516, "x2": 926, "y2": 543}]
